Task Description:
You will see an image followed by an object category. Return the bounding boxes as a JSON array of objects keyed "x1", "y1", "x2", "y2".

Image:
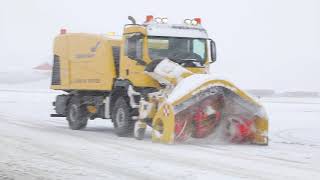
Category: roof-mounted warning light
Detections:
[
  {"x1": 194, "y1": 18, "x2": 201, "y2": 24},
  {"x1": 184, "y1": 18, "x2": 202, "y2": 26},
  {"x1": 146, "y1": 15, "x2": 168, "y2": 24},
  {"x1": 146, "y1": 15, "x2": 154, "y2": 23}
]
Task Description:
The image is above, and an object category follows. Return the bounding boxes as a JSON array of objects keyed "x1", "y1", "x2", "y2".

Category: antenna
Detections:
[{"x1": 128, "y1": 16, "x2": 136, "y2": 24}]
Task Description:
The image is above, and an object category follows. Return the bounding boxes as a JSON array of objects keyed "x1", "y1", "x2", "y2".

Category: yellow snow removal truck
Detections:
[{"x1": 51, "y1": 16, "x2": 268, "y2": 145}]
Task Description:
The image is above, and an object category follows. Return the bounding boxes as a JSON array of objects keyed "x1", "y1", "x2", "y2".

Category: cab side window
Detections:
[
  {"x1": 192, "y1": 39, "x2": 205, "y2": 59},
  {"x1": 125, "y1": 33, "x2": 143, "y2": 60}
]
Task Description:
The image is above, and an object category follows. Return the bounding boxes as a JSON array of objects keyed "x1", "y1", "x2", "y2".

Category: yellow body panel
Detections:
[
  {"x1": 188, "y1": 67, "x2": 207, "y2": 74},
  {"x1": 123, "y1": 26, "x2": 147, "y2": 35},
  {"x1": 120, "y1": 55, "x2": 160, "y2": 88},
  {"x1": 151, "y1": 103, "x2": 175, "y2": 144},
  {"x1": 119, "y1": 34, "x2": 159, "y2": 88},
  {"x1": 120, "y1": 26, "x2": 160, "y2": 88},
  {"x1": 51, "y1": 33, "x2": 120, "y2": 91}
]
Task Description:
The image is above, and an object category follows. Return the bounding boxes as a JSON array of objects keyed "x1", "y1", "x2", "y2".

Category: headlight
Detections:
[
  {"x1": 191, "y1": 19, "x2": 198, "y2": 25},
  {"x1": 154, "y1": 17, "x2": 169, "y2": 24},
  {"x1": 161, "y1": 18, "x2": 168, "y2": 24},
  {"x1": 184, "y1": 18, "x2": 202, "y2": 25},
  {"x1": 184, "y1": 19, "x2": 192, "y2": 25},
  {"x1": 155, "y1": 17, "x2": 162, "y2": 23}
]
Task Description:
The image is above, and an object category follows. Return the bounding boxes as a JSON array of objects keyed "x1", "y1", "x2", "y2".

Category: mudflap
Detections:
[{"x1": 151, "y1": 79, "x2": 269, "y2": 145}]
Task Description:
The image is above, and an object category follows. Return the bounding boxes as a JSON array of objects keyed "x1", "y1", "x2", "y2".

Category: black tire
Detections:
[
  {"x1": 66, "y1": 97, "x2": 88, "y2": 130},
  {"x1": 135, "y1": 128, "x2": 146, "y2": 140},
  {"x1": 112, "y1": 97, "x2": 134, "y2": 137}
]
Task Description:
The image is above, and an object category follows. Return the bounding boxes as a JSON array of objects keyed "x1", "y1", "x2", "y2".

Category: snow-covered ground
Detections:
[{"x1": 0, "y1": 76, "x2": 320, "y2": 180}]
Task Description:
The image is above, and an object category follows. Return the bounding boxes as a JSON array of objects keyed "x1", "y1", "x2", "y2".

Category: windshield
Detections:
[{"x1": 148, "y1": 36, "x2": 207, "y2": 66}]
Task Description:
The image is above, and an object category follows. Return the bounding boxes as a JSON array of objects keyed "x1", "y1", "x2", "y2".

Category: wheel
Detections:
[
  {"x1": 112, "y1": 97, "x2": 134, "y2": 137},
  {"x1": 66, "y1": 97, "x2": 88, "y2": 130},
  {"x1": 135, "y1": 128, "x2": 146, "y2": 140},
  {"x1": 134, "y1": 121, "x2": 146, "y2": 140}
]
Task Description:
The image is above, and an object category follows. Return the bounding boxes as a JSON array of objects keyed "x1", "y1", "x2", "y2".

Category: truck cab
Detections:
[{"x1": 119, "y1": 16, "x2": 216, "y2": 88}]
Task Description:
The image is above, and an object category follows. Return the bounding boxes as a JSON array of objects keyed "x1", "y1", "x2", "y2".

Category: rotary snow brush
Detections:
[{"x1": 140, "y1": 59, "x2": 268, "y2": 145}]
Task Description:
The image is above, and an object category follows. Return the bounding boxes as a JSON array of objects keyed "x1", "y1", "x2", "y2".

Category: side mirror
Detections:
[{"x1": 210, "y1": 40, "x2": 217, "y2": 63}]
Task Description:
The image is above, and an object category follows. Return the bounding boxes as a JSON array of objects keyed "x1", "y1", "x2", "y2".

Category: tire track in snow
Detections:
[
  {"x1": 0, "y1": 121, "x2": 165, "y2": 180},
  {"x1": 1, "y1": 114, "x2": 316, "y2": 180},
  {"x1": 0, "y1": 114, "x2": 269, "y2": 179},
  {"x1": 275, "y1": 129, "x2": 320, "y2": 146}
]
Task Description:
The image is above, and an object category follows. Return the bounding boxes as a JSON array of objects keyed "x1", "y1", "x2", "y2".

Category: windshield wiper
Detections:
[
  {"x1": 151, "y1": 58, "x2": 204, "y2": 67},
  {"x1": 179, "y1": 58, "x2": 197, "y2": 61}
]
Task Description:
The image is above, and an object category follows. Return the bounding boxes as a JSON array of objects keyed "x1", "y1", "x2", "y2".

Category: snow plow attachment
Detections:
[{"x1": 145, "y1": 59, "x2": 268, "y2": 145}]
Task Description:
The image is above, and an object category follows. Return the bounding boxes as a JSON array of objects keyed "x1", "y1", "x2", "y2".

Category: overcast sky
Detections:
[{"x1": 0, "y1": 0, "x2": 319, "y2": 91}]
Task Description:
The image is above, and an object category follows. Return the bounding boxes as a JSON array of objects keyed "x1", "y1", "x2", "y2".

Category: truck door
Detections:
[{"x1": 120, "y1": 33, "x2": 158, "y2": 88}]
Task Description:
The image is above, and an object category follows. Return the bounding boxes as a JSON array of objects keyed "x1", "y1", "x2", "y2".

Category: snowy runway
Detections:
[{"x1": 0, "y1": 86, "x2": 319, "y2": 180}]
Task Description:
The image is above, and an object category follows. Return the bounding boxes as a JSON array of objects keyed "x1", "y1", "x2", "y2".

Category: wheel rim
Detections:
[
  {"x1": 116, "y1": 108, "x2": 126, "y2": 127},
  {"x1": 69, "y1": 104, "x2": 78, "y2": 122}
]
